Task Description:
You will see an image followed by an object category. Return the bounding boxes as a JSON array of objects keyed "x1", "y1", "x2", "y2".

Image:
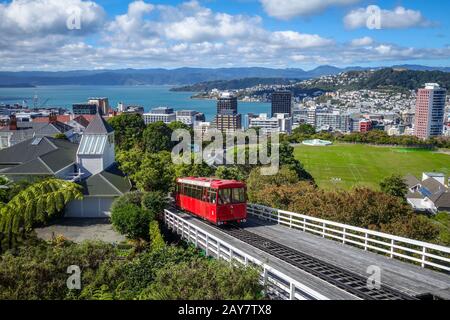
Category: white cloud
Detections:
[
  {"x1": 260, "y1": 0, "x2": 360, "y2": 20},
  {"x1": 344, "y1": 6, "x2": 432, "y2": 30},
  {"x1": 0, "y1": 0, "x2": 105, "y2": 35},
  {"x1": 0, "y1": 0, "x2": 448, "y2": 70},
  {"x1": 351, "y1": 36, "x2": 373, "y2": 46}
]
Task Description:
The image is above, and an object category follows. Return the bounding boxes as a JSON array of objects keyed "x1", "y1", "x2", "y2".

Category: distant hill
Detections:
[
  {"x1": 170, "y1": 78, "x2": 298, "y2": 92},
  {"x1": 303, "y1": 68, "x2": 450, "y2": 92},
  {"x1": 0, "y1": 65, "x2": 448, "y2": 87}
]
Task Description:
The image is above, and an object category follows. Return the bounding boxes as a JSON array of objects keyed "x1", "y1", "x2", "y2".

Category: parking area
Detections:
[{"x1": 35, "y1": 218, "x2": 126, "y2": 244}]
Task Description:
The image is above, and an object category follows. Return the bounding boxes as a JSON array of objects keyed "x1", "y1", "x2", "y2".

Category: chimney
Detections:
[
  {"x1": 9, "y1": 114, "x2": 17, "y2": 131},
  {"x1": 49, "y1": 112, "x2": 57, "y2": 124}
]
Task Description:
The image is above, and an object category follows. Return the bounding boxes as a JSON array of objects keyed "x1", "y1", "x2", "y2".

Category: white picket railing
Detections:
[
  {"x1": 164, "y1": 209, "x2": 331, "y2": 300},
  {"x1": 247, "y1": 204, "x2": 450, "y2": 273}
]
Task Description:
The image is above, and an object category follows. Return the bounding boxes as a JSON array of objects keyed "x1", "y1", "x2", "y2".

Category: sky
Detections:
[{"x1": 0, "y1": 0, "x2": 449, "y2": 71}]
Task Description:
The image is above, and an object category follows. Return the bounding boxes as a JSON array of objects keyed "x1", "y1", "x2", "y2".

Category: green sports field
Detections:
[{"x1": 294, "y1": 143, "x2": 450, "y2": 190}]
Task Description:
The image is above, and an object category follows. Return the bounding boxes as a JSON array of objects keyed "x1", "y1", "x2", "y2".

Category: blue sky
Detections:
[{"x1": 0, "y1": 0, "x2": 449, "y2": 70}]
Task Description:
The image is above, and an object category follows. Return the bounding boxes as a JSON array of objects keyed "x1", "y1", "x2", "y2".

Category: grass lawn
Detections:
[{"x1": 294, "y1": 143, "x2": 450, "y2": 190}]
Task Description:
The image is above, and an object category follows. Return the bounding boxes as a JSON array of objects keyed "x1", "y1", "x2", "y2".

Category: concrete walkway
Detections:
[{"x1": 35, "y1": 218, "x2": 126, "y2": 244}]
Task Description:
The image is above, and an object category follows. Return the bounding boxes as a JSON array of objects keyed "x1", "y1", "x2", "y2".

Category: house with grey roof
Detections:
[
  {"x1": 0, "y1": 114, "x2": 76, "y2": 149},
  {"x1": 0, "y1": 114, "x2": 132, "y2": 218},
  {"x1": 405, "y1": 173, "x2": 450, "y2": 214}
]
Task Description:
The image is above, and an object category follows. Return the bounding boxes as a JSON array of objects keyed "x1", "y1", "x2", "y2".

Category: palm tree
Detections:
[{"x1": 0, "y1": 179, "x2": 83, "y2": 250}]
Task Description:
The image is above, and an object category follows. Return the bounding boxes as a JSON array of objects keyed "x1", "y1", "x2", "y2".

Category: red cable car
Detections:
[{"x1": 175, "y1": 177, "x2": 247, "y2": 225}]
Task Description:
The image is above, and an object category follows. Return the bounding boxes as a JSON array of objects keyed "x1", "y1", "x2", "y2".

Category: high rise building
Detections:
[
  {"x1": 217, "y1": 92, "x2": 238, "y2": 115},
  {"x1": 88, "y1": 98, "x2": 110, "y2": 115},
  {"x1": 414, "y1": 83, "x2": 447, "y2": 139},
  {"x1": 214, "y1": 114, "x2": 242, "y2": 132},
  {"x1": 271, "y1": 91, "x2": 292, "y2": 116},
  {"x1": 215, "y1": 92, "x2": 241, "y2": 132}
]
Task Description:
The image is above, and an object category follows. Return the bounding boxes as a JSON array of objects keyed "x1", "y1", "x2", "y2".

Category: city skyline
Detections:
[{"x1": 0, "y1": 0, "x2": 449, "y2": 71}]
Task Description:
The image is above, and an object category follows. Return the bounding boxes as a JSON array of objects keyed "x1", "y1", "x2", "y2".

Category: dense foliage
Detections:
[
  {"x1": 287, "y1": 129, "x2": 450, "y2": 149},
  {"x1": 111, "y1": 191, "x2": 167, "y2": 241},
  {"x1": 247, "y1": 168, "x2": 441, "y2": 243},
  {"x1": 379, "y1": 174, "x2": 408, "y2": 200},
  {"x1": 0, "y1": 240, "x2": 263, "y2": 300},
  {"x1": 108, "y1": 113, "x2": 146, "y2": 151},
  {"x1": 0, "y1": 179, "x2": 83, "y2": 251}
]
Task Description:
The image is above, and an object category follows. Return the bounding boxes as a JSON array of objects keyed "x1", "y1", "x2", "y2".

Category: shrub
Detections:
[
  {"x1": 111, "y1": 203, "x2": 154, "y2": 240},
  {"x1": 149, "y1": 221, "x2": 165, "y2": 252},
  {"x1": 141, "y1": 191, "x2": 167, "y2": 217},
  {"x1": 139, "y1": 258, "x2": 263, "y2": 300}
]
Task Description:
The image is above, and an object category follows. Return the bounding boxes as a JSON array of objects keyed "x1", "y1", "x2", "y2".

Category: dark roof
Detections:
[
  {"x1": 72, "y1": 115, "x2": 90, "y2": 128},
  {"x1": 84, "y1": 114, "x2": 114, "y2": 134},
  {"x1": 404, "y1": 175, "x2": 421, "y2": 188},
  {"x1": 421, "y1": 178, "x2": 447, "y2": 201},
  {"x1": 435, "y1": 193, "x2": 450, "y2": 209},
  {"x1": 406, "y1": 191, "x2": 424, "y2": 200},
  {"x1": 0, "y1": 121, "x2": 73, "y2": 145},
  {"x1": 80, "y1": 163, "x2": 131, "y2": 196},
  {"x1": 0, "y1": 136, "x2": 57, "y2": 164},
  {"x1": 0, "y1": 137, "x2": 78, "y2": 175}
]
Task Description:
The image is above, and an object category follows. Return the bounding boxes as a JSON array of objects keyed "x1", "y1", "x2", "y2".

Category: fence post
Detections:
[
  {"x1": 195, "y1": 229, "x2": 198, "y2": 248},
  {"x1": 364, "y1": 233, "x2": 368, "y2": 251},
  {"x1": 421, "y1": 247, "x2": 426, "y2": 268},
  {"x1": 343, "y1": 228, "x2": 346, "y2": 244},
  {"x1": 290, "y1": 283, "x2": 296, "y2": 300},
  {"x1": 322, "y1": 223, "x2": 326, "y2": 238},
  {"x1": 303, "y1": 218, "x2": 306, "y2": 232},
  {"x1": 217, "y1": 242, "x2": 221, "y2": 259},
  {"x1": 390, "y1": 239, "x2": 395, "y2": 258},
  {"x1": 205, "y1": 235, "x2": 209, "y2": 256}
]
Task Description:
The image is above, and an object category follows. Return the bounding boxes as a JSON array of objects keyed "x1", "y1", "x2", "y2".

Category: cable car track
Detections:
[
  {"x1": 168, "y1": 205, "x2": 418, "y2": 300},
  {"x1": 215, "y1": 224, "x2": 418, "y2": 300}
]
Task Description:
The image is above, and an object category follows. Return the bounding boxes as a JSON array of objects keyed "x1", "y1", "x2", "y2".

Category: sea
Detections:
[{"x1": 0, "y1": 85, "x2": 271, "y2": 121}]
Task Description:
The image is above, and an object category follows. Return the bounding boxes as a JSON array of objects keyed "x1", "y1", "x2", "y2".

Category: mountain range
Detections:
[{"x1": 0, "y1": 65, "x2": 449, "y2": 87}]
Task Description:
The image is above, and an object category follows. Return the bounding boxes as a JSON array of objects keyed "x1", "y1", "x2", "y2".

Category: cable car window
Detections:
[
  {"x1": 209, "y1": 189, "x2": 217, "y2": 204},
  {"x1": 218, "y1": 189, "x2": 232, "y2": 205},
  {"x1": 232, "y1": 188, "x2": 246, "y2": 203}
]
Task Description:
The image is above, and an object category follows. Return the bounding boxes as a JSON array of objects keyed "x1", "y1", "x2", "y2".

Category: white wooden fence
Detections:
[
  {"x1": 164, "y1": 209, "x2": 331, "y2": 300},
  {"x1": 247, "y1": 204, "x2": 450, "y2": 273}
]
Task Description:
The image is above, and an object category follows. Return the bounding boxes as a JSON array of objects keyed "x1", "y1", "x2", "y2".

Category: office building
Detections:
[
  {"x1": 176, "y1": 110, "x2": 204, "y2": 126},
  {"x1": 414, "y1": 83, "x2": 447, "y2": 139},
  {"x1": 73, "y1": 103, "x2": 98, "y2": 115},
  {"x1": 88, "y1": 98, "x2": 110, "y2": 115},
  {"x1": 249, "y1": 113, "x2": 292, "y2": 134},
  {"x1": 271, "y1": 91, "x2": 292, "y2": 116},
  {"x1": 214, "y1": 114, "x2": 242, "y2": 132},
  {"x1": 143, "y1": 107, "x2": 176, "y2": 125},
  {"x1": 217, "y1": 92, "x2": 238, "y2": 115}
]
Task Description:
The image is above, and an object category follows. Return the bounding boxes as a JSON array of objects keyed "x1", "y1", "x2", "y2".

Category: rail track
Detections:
[
  {"x1": 214, "y1": 223, "x2": 418, "y2": 300},
  {"x1": 168, "y1": 205, "x2": 418, "y2": 300}
]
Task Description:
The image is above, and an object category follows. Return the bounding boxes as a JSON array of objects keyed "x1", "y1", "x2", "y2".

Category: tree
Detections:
[
  {"x1": 108, "y1": 114, "x2": 146, "y2": 151},
  {"x1": 111, "y1": 203, "x2": 154, "y2": 240},
  {"x1": 279, "y1": 141, "x2": 314, "y2": 182},
  {"x1": 142, "y1": 122, "x2": 173, "y2": 153},
  {"x1": 141, "y1": 191, "x2": 167, "y2": 217},
  {"x1": 293, "y1": 124, "x2": 316, "y2": 136},
  {"x1": 380, "y1": 174, "x2": 408, "y2": 199},
  {"x1": 247, "y1": 165, "x2": 300, "y2": 202},
  {"x1": 134, "y1": 152, "x2": 175, "y2": 192},
  {"x1": 215, "y1": 166, "x2": 246, "y2": 181},
  {"x1": 0, "y1": 179, "x2": 83, "y2": 250}
]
